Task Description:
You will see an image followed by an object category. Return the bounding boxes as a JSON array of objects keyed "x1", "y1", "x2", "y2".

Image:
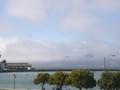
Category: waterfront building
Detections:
[
  {"x1": 0, "y1": 60, "x2": 32, "y2": 71},
  {"x1": 0, "y1": 59, "x2": 7, "y2": 70}
]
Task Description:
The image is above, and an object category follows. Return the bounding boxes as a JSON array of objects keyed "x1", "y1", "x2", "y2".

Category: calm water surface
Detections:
[{"x1": 0, "y1": 71, "x2": 102, "y2": 90}]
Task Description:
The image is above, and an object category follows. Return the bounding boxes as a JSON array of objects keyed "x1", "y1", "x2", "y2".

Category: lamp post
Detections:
[
  {"x1": 13, "y1": 73, "x2": 16, "y2": 89},
  {"x1": 104, "y1": 55, "x2": 115, "y2": 71}
]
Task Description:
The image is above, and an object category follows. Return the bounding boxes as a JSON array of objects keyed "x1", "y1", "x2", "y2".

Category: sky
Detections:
[{"x1": 0, "y1": 0, "x2": 120, "y2": 66}]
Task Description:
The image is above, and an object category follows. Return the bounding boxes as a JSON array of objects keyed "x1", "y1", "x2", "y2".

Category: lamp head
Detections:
[{"x1": 112, "y1": 55, "x2": 115, "y2": 57}]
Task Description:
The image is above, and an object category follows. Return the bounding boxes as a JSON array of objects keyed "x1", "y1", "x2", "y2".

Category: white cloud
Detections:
[
  {"x1": 6, "y1": 0, "x2": 47, "y2": 22},
  {"x1": 92, "y1": 0, "x2": 120, "y2": 12},
  {"x1": 0, "y1": 23, "x2": 14, "y2": 34},
  {"x1": 46, "y1": 0, "x2": 120, "y2": 14},
  {"x1": 5, "y1": 0, "x2": 120, "y2": 24},
  {"x1": 0, "y1": 38, "x2": 18, "y2": 52},
  {"x1": 0, "y1": 38, "x2": 119, "y2": 62},
  {"x1": 59, "y1": 0, "x2": 120, "y2": 36},
  {"x1": 61, "y1": 13, "x2": 106, "y2": 35}
]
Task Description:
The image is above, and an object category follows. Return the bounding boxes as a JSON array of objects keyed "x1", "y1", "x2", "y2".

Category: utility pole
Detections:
[{"x1": 13, "y1": 73, "x2": 16, "y2": 89}]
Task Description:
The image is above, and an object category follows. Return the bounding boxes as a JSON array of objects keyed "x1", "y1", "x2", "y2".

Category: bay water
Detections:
[{"x1": 0, "y1": 71, "x2": 102, "y2": 90}]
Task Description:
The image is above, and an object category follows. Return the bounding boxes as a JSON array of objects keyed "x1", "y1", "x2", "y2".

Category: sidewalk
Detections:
[{"x1": 0, "y1": 88, "x2": 41, "y2": 90}]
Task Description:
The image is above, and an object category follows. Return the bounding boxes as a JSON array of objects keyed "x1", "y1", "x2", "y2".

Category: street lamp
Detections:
[
  {"x1": 13, "y1": 73, "x2": 16, "y2": 89},
  {"x1": 104, "y1": 55, "x2": 115, "y2": 71}
]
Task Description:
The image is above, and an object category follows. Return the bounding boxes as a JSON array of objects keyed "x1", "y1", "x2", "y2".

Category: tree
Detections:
[
  {"x1": 70, "y1": 69, "x2": 96, "y2": 90},
  {"x1": 48, "y1": 71, "x2": 69, "y2": 90},
  {"x1": 98, "y1": 71, "x2": 114, "y2": 90},
  {"x1": 64, "y1": 73, "x2": 71, "y2": 86},
  {"x1": 112, "y1": 72, "x2": 120, "y2": 90},
  {"x1": 33, "y1": 73, "x2": 50, "y2": 90}
]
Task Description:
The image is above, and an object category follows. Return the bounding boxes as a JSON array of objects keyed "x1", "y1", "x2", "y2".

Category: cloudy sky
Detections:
[{"x1": 0, "y1": 0, "x2": 120, "y2": 66}]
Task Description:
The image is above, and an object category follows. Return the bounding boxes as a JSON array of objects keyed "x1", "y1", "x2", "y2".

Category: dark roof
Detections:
[{"x1": 7, "y1": 63, "x2": 32, "y2": 67}]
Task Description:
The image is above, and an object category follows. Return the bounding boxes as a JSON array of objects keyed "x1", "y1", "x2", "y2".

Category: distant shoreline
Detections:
[{"x1": 0, "y1": 68, "x2": 120, "y2": 73}]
